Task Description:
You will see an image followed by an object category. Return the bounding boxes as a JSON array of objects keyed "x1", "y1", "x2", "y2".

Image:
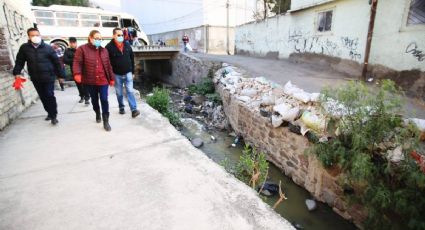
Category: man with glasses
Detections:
[{"x1": 106, "y1": 27, "x2": 140, "y2": 118}]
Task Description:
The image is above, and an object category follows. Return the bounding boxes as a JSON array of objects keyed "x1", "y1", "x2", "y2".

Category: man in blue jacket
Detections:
[
  {"x1": 106, "y1": 27, "x2": 140, "y2": 118},
  {"x1": 13, "y1": 28, "x2": 64, "y2": 125}
]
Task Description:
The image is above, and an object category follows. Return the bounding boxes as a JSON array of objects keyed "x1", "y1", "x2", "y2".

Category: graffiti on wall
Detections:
[
  {"x1": 2, "y1": 1, "x2": 32, "y2": 60},
  {"x1": 340, "y1": 36, "x2": 362, "y2": 61},
  {"x1": 406, "y1": 42, "x2": 425, "y2": 62},
  {"x1": 287, "y1": 29, "x2": 362, "y2": 62}
]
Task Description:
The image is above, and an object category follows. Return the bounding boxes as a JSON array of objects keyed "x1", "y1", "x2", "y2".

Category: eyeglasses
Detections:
[
  {"x1": 93, "y1": 38, "x2": 102, "y2": 41},
  {"x1": 116, "y1": 35, "x2": 123, "y2": 37}
]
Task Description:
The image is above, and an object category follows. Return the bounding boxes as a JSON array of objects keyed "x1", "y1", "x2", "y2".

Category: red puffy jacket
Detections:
[{"x1": 73, "y1": 43, "x2": 114, "y2": 85}]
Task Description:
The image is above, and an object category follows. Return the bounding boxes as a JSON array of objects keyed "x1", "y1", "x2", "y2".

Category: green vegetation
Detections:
[
  {"x1": 146, "y1": 87, "x2": 182, "y2": 127},
  {"x1": 235, "y1": 144, "x2": 269, "y2": 189},
  {"x1": 311, "y1": 80, "x2": 424, "y2": 229},
  {"x1": 188, "y1": 78, "x2": 215, "y2": 96}
]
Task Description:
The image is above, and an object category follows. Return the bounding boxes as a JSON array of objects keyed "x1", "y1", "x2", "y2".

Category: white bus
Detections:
[{"x1": 31, "y1": 5, "x2": 149, "y2": 50}]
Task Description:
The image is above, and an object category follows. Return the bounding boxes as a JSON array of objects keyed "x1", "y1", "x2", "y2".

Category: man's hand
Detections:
[
  {"x1": 58, "y1": 78, "x2": 64, "y2": 84},
  {"x1": 74, "y1": 74, "x2": 82, "y2": 84},
  {"x1": 13, "y1": 75, "x2": 27, "y2": 90}
]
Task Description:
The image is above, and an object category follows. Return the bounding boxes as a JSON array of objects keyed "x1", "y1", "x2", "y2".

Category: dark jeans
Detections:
[
  {"x1": 86, "y1": 84, "x2": 109, "y2": 115},
  {"x1": 32, "y1": 81, "x2": 57, "y2": 118},
  {"x1": 76, "y1": 82, "x2": 90, "y2": 100}
]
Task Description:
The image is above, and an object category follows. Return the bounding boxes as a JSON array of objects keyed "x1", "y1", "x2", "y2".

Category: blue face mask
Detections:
[
  {"x1": 116, "y1": 36, "x2": 124, "y2": 43},
  {"x1": 93, "y1": 39, "x2": 102, "y2": 48}
]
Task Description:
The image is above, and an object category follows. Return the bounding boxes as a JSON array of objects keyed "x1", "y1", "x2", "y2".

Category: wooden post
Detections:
[{"x1": 361, "y1": 0, "x2": 379, "y2": 80}]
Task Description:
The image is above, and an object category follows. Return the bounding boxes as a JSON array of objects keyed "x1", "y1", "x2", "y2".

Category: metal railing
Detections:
[{"x1": 132, "y1": 45, "x2": 180, "y2": 52}]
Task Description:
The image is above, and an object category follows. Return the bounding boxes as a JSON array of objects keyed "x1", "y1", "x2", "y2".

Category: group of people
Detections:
[{"x1": 12, "y1": 27, "x2": 140, "y2": 132}]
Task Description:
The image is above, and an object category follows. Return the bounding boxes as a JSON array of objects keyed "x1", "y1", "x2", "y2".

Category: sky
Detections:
[{"x1": 90, "y1": 0, "x2": 121, "y2": 11}]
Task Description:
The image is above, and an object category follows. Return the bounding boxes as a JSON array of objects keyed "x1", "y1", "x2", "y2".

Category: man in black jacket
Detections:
[
  {"x1": 63, "y1": 37, "x2": 89, "y2": 104},
  {"x1": 13, "y1": 28, "x2": 64, "y2": 125},
  {"x1": 106, "y1": 28, "x2": 140, "y2": 118}
]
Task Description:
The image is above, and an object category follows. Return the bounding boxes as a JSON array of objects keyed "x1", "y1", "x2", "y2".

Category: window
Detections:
[
  {"x1": 317, "y1": 10, "x2": 333, "y2": 32},
  {"x1": 80, "y1": 14, "x2": 100, "y2": 27},
  {"x1": 34, "y1": 10, "x2": 53, "y2": 18},
  {"x1": 101, "y1": 15, "x2": 119, "y2": 27},
  {"x1": 407, "y1": 0, "x2": 425, "y2": 25},
  {"x1": 56, "y1": 12, "x2": 78, "y2": 27},
  {"x1": 34, "y1": 10, "x2": 55, "y2": 26}
]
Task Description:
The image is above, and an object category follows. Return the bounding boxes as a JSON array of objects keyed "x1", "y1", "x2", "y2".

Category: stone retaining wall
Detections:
[
  {"x1": 216, "y1": 83, "x2": 366, "y2": 228},
  {"x1": 0, "y1": 0, "x2": 38, "y2": 130}
]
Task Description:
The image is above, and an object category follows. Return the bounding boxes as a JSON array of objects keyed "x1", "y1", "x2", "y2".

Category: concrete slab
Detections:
[{"x1": 0, "y1": 87, "x2": 294, "y2": 230}]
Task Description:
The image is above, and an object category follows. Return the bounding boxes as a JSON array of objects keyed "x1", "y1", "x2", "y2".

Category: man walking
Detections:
[
  {"x1": 13, "y1": 28, "x2": 64, "y2": 125},
  {"x1": 63, "y1": 37, "x2": 90, "y2": 104},
  {"x1": 106, "y1": 27, "x2": 140, "y2": 118}
]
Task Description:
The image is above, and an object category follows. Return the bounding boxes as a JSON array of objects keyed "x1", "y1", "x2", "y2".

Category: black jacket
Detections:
[
  {"x1": 105, "y1": 40, "x2": 135, "y2": 75},
  {"x1": 13, "y1": 40, "x2": 64, "y2": 82},
  {"x1": 63, "y1": 47, "x2": 76, "y2": 66}
]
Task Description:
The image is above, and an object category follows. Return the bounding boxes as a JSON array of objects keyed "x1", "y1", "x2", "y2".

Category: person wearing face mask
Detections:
[
  {"x1": 105, "y1": 28, "x2": 140, "y2": 118},
  {"x1": 64, "y1": 37, "x2": 90, "y2": 104},
  {"x1": 12, "y1": 27, "x2": 65, "y2": 125},
  {"x1": 73, "y1": 30, "x2": 115, "y2": 131}
]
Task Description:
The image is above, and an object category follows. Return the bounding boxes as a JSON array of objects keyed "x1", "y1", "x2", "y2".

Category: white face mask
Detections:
[{"x1": 30, "y1": 36, "x2": 41, "y2": 44}]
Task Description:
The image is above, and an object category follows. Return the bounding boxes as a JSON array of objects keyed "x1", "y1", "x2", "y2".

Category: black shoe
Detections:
[
  {"x1": 45, "y1": 116, "x2": 52, "y2": 121},
  {"x1": 51, "y1": 118, "x2": 58, "y2": 125},
  {"x1": 131, "y1": 110, "x2": 140, "y2": 118},
  {"x1": 85, "y1": 100, "x2": 90, "y2": 105},
  {"x1": 102, "y1": 114, "x2": 111, "y2": 131},
  {"x1": 78, "y1": 98, "x2": 84, "y2": 103},
  {"x1": 119, "y1": 108, "x2": 125, "y2": 114},
  {"x1": 96, "y1": 111, "x2": 101, "y2": 123}
]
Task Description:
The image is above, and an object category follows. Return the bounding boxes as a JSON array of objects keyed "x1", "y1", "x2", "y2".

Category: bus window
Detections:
[
  {"x1": 101, "y1": 15, "x2": 119, "y2": 28},
  {"x1": 80, "y1": 14, "x2": 100, "y2": 27},
  {"x1": 121, "y1": 18, "x2": 132, "y2": 28},
  {"x1": 56, "y1": 12, "x2": 78, "y2": 27},
  {"x1": 34, "y1": 10, "x2": 53, "y2": 18},
  {"x1": 34, "y1": 10, "x2": 55, "y2": 26},
  {"x1": 131, "y1": 19, "x2": 140, "y2": 31},
  {"x1": 36, "y1": 18, "x2": 54, "y2": 25}
]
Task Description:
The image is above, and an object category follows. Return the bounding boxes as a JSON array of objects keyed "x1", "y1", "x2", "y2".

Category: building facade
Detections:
[{"x1": 235, "y1": 0, "x2": 425, "y2": 99}]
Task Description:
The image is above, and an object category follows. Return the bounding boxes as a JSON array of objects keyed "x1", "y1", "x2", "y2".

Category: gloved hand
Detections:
[
  {"x1": 74, "y1": 74, "x2": 82, "y2": 83},
  {"x1": 12, "y1": 76, "x2": 27, "y2": 90},
  {"x1": 109, "y1": 80, "x2": 115, "y2": 87}
]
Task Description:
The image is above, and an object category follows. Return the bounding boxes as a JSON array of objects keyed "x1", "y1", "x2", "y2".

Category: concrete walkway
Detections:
[
  {"x1": 192, "y1": 53, "x2": 425, "y2": 119},
  {"x1": 0, "y1": 87, "x2": 294, "y2": 230}
]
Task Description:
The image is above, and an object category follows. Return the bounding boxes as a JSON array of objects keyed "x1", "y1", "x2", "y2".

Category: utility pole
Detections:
[
  {"x1": 362, "y1": 0, "x2": 378, "y2": 80},
  {"x1": 226, "y1": 0, "x2": 230, "y2": 55}
]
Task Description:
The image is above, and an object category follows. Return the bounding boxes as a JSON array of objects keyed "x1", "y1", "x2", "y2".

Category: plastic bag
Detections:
[{"x1": 300, "y1": 111, "x2": 326, "y2": 133}]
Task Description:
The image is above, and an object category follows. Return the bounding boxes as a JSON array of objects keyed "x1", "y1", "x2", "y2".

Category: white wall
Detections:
[
  {"x1": 370, "y1": 0, "x2": 425, "y2": 71},
  {"x1": 236, "y1": 0, "x2": 370, "y2": 62}
]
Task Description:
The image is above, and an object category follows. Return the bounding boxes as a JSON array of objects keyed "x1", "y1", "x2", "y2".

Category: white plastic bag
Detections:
[{"x1": 300, "y1": 111, "x2": 326, "y2": 132}]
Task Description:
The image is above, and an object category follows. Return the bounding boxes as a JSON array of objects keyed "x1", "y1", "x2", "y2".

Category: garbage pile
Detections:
[{"x1": 214, "y1": 63, "x2": 425, "y2": 163}]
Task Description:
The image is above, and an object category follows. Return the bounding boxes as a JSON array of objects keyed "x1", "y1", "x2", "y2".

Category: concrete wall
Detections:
[
  {"x1": 0, "y1": 0, "x2": 38, "y2": 130},
  {"x1": 149, "y1": 25, "x2": 235, "y2": 55},
  {"x1": 370, "y1": 0, "x2": 425, "y2": 72},
  {"x1": 236, "y1": 0, "x2": 369, "y2": 76},
  {"x1": 142, "y1": 53, "x2": 218, "y2": 89}
]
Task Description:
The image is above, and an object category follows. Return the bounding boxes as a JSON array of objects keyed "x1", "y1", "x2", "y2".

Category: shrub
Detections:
[
  {"x1": 235, "y1": 144, "x2": 269, "y2": 188},
  {"x1": 147, "y1": 87, "x2": 181, "y2": 127},
  {"x1": 311, "y1": 80, "x2": 424, "y2": 229},
  {"x1": 188, "y1": 78, "x2": 215, "y2": 96}
]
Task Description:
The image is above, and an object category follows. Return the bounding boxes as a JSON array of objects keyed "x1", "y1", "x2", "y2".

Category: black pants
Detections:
[
  {"x1": 32, "y1": 81, "x2": 57, "y2": 118},
  {"x1": 76, "y1": 82, "x2": 90, "y2": 100},
  {"x1": 86, "y1": 84, "x2": 109, "y2": 115}
]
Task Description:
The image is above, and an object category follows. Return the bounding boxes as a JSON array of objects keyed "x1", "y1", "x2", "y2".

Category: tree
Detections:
[
  {"x1": 32, "y1": 0, "x2": 89, "y2": 7},
  {"x1": 257, "y1": 0, "x2": 291, "y2": 20},
  {"x1": 270, "y1": 0, "x2": 291, "y2": 14}
]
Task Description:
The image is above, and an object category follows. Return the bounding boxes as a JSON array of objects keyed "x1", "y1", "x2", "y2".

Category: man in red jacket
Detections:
[{"x1": 73, "y1": 30, "x2": 115, "y2": 131}]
